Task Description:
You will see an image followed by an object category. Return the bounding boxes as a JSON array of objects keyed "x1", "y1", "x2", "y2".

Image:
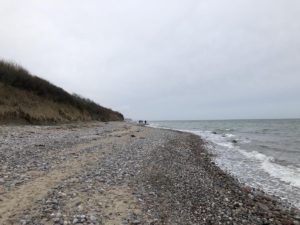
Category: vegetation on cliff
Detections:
[{"x1": 0, "y1": 60, "x2": 124, "y2": 123}]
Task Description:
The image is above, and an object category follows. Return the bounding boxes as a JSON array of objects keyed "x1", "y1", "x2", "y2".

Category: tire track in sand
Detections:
[{"x1": 0, "y1": 126, "x2": 136, "y2": 224}]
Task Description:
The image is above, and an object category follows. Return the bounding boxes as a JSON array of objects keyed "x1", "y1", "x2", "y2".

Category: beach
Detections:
[{"x1": 0, "y1": 122, "x2": 299, "y2": 225}]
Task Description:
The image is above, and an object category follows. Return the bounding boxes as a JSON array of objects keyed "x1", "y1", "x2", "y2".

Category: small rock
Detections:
[
  {"x1": 257, "y1": 202, "x2": 269, "y2": 211},
  {"x1": 243, "y1": 186, "x2": 252, "y2": 193},
  {"x1": 149, "y1": 219, "x2": 159, "y2": 225},
  {"x1": 20, "y1": 219, "x2": 27, "y2": 225},
  {"x1": 90, "y1": 215, "x2": 97, "y2": 222},
  {"x1": 77, "y1": 204, "x2": 83, "y2": 211},
  {"x1": 53, "y1": 217, "x2": 60, "y2": 223}
]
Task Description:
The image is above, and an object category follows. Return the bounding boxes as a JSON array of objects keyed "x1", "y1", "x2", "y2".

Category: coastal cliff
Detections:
[{"x1": 0, "y1": 60, "x2": 124, "y2": 124}]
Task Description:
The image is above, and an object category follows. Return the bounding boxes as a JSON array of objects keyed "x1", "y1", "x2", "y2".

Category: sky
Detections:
[{"x1": 1, "y1": 0, "x2": 300, "y2": 120}]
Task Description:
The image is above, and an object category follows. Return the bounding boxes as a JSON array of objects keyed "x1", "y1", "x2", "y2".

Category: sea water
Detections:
[{"x1": 149, "y1": 119, "x2": 300, "y2": 209}]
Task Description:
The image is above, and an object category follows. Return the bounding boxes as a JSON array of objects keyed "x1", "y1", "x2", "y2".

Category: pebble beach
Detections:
[{"x1": 0, "y1": 122, "x2": 299, "y2": 225}]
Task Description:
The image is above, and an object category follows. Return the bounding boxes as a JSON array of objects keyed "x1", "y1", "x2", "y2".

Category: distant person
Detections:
[{"x1": 144, "y1": 120, "x2": 147, "y2": 125}]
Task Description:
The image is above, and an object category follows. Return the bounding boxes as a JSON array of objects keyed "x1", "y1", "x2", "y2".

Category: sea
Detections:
[{"x1": 149, "y1": 119, "x2": 300, "y2": 209}]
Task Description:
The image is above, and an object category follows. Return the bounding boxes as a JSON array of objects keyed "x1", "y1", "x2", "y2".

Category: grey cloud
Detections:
[{"x1": 1, "y1": 0, "x2": 300, "y2": 120}]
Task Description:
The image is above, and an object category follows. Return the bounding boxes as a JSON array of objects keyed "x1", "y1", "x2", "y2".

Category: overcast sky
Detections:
[{"x1": 1, "y1": 0, "x2": 300, "y2": 120}]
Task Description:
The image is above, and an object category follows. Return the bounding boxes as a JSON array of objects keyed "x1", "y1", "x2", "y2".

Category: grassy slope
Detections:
[{"x1": 0, "y1": 60, "x2": 124, "y2": 124}]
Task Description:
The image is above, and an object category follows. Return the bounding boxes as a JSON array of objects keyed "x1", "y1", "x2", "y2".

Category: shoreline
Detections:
[
  {"x1": 147, "y1": 126, "x2": 300, "y2": 224},
  {"x1": 0, "y1": 122, "x2": 299, "y2": 224},
  {"x1": 148, "y1": 124, "x2": 300, "y2": 211}
]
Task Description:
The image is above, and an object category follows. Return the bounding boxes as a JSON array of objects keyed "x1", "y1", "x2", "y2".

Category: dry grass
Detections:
[
  {"x1": 0, "y1": 83, "x2": 94, "y2": 124},
  {"x1": 0, "y1": 60, "x2": 124, "y2": 123}
]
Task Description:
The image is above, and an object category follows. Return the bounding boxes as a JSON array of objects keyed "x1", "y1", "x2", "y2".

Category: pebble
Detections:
[{"x1": 0, "y1": 122, "x2": 299, "y2": 225}]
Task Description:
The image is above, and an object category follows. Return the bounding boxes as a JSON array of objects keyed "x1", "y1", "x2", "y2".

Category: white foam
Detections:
[
  {"x1": 148, "y1": 122, "x2": 300, "y2": 209},
  {"x1": 235, "y1": 149, "x2": 300, "y2": 188},
  {"x1": 187, "y1": 130, "x2": 235, "y2": 149},
  {"x1": 240, "y1": 150, "x2": 272, "y2": 161},
  {"x1": 183, "y1": 127, "x2": 300, "y2": 189},
  {"x1": 225, "y1": 133, "x2": 235, "y2": 138},
  {"x1": 263, "y1": 160, "x2": 300, "y2": 187},
  {"x1": 148, "y1": 123, "x2": 161, "y2": 128}
]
